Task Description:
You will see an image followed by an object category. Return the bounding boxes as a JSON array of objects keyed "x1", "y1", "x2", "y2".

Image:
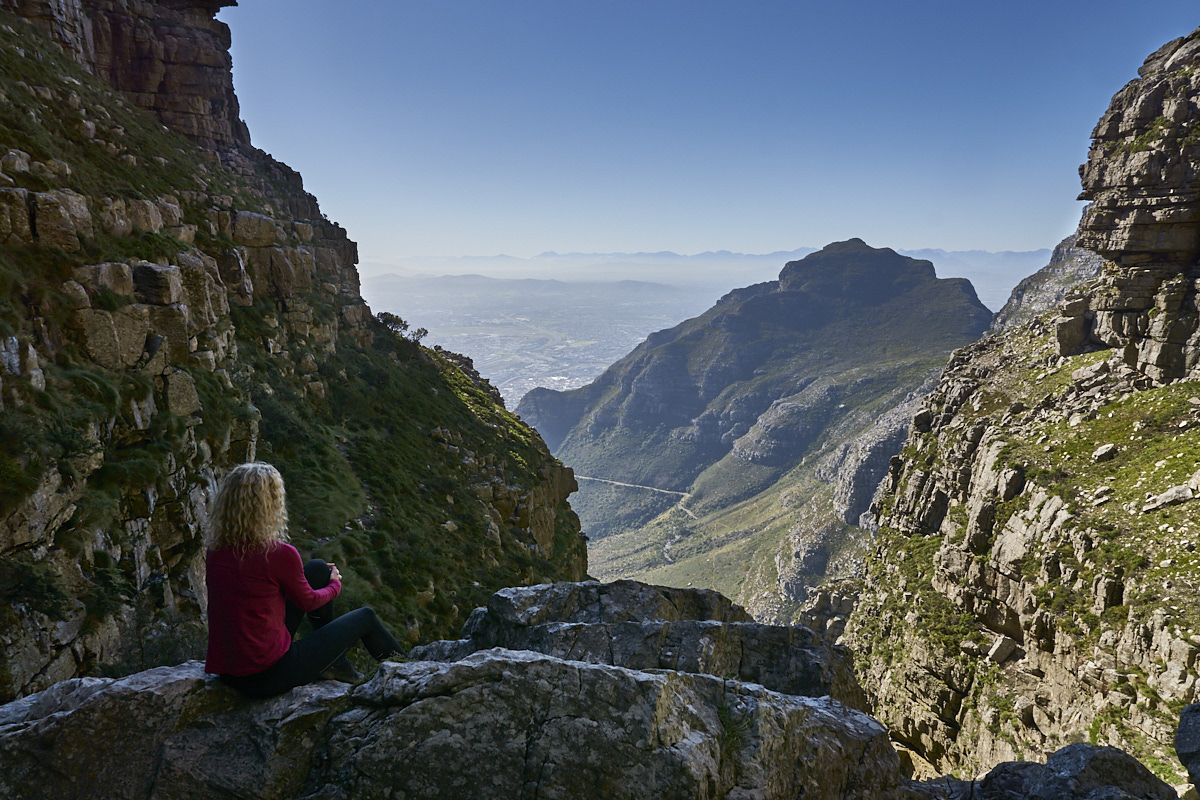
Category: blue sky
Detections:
[{"x1": 218, "y1": 2, "x2": 1198, "y2": 265}]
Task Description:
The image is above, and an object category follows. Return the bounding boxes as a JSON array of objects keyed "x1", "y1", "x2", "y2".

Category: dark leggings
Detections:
[{"x1": 221, "y1": 559, "x2": 404, "y2": 699}]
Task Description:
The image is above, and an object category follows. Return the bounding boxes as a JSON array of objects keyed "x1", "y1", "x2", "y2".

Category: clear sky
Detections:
[{"x1": 217, "y1": 2, "x2": 1198, "y2": 265}]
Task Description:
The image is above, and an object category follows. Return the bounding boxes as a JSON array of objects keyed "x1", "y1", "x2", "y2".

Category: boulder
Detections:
[
  {"x1": 133, "y1": 263, "x2": 184, "y2": 305},
  {"x1": 0, "y1": 188, "x2": 31, "y2": 246},
  {"x1": 0, "y1": 654, "x2": 908, "y2": 800},
  {"x1": 232, "y1": 210, "x2": 277, "y2": 247},
  {"x1": 51, "y1": 189, "x2": 92, "y2": 239},
  {"x1": 75, "y1": 262, "x2": 135, "y2": 297},
  {"x1": 937, "y1": 745, "x2": 1176, "y2": 799},
  {"x1": 1, "y1": 149, "x2": 30, "y2": 173},
  {"x1": 412, "y1": 580, "x2": 867, "y2": 709},
  {"x1": 127, "y1": 199, "x2": 164, "y2": 233},
  {"x1": 31, "y1": 192, "x2": 79, "y2": 250},
  {"x1": 164, "y1": 370, "x2": 202, "y2": 416},
  {"x1": 1177, "y1": 703, "x2": 1200, "y2": 785},
  {"x1": 97, "y1": 197, "x2": 133, "y2": 237}
]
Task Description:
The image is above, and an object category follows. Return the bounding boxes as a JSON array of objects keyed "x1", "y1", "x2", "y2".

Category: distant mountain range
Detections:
[
  {"x1": 363, "y1": 245, "x2": 1051, "y2": 311},
  {"x1": 514, "y1": 239, "x2": 994, "y2": 616}
]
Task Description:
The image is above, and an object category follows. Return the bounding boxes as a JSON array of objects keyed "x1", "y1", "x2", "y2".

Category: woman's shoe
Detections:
[{"x1": 320, "y1": 655, "x2": 362, "y2": 683}]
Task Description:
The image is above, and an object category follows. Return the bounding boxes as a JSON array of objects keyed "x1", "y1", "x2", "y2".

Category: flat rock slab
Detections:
[
  {"x1": 476, "y1": 579, "x2": 754, "y2": 628},
  {"x1": 413, "y1": 618, "x2": 867, "y2": 710},
  {"x1": 0, "y1": 652, "x2": 905, "y2": 800},
  {"x1": 317, "y1": 649, "x2": 900, "y2": 800}
]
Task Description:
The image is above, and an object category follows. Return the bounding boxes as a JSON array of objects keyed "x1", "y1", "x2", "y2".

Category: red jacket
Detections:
[{"x1": 205, "y1": 542, "x2": 341, "y2": 676}]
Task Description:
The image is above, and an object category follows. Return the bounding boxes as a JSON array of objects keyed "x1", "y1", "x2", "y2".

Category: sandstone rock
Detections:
[
  {"x1": 953, "y1": 746, "x2": 1175, "y2": 799},
  {"x1": 986, "y1": 635, "x2": 1018, "y2": 664},
  {"x1": 0, "y1": 654, "x2": 908, "y2": 800},
  {"x1": 413, "y1": 581, "x2": 866, "y2": 709},
  {"x1": 1177, "y1": 703, "x2": 1200, "y2": 786},
  {"x1": 1093, "y1": 443, "x2": 1119, "y2": 463},
  {"x1": 1029, "y1": 743, "x2": 1175, "y2": 800},
  {"x1": 1054, "y1": 314, "x2": 1090, "y2": 356},
  {"x1": 51, "y1": 188, "x2": 92, "y2": 239},
  {"x1": 97, "y1": 197, "x2": 133, "y2": 237},
  {"x1": 216, "y1": 247, "x2": 254, "y2": 304},
  {"x1": 0, "y1": 188, "x2": 31, "y2": 246},
  {"x1": 133, "y1": 263, "x2": 183, "y2": 305},
  {"x1": 232, "y1": 210, "x2": 277, "y2": 246},
  {"x1": 156, "y1": 199, "x2": 182, "y2": 227},
  {"x1": 1, "y1": 149, "x2": 30, "y2": 173},
  {"x1": 127, "y1": 199, "x2": 164, "y2": 234},
  {"x1": 72, "y1": 308, "x2": 123, "y2": 369},
  {"x1": 164, "y1": 370, "x2": 202, "y2": 417},
  {"x1": 75, "y1": 262, "x2": 135, "y2": 297},
  {"x1": 31, "y1": 192, "x2": 79, "y2": 250},
  {"x1": 59, "y1": 279, "x2": 90, "y2": 310},
  {"x1": 1143, "y1": 485, "x2": 1193, "y2": 513}
]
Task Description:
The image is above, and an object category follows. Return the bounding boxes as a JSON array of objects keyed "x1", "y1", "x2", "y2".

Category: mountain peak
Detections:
[{"x1": 777, "y1": 238, "x2": 939, "y2": 301}]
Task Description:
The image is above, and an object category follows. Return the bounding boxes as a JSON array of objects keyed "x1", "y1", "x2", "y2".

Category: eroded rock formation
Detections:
[
  {"x1": 0, "y1": 581, "x2": 910, "y2": 800},
  {"x1": 1058, "y1": 26, "x2": 1200, "y2": 381}
]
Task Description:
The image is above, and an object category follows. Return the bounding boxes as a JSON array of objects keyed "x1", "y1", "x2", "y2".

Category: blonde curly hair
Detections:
[{"x1": 205, "y1": 462, "x2": 290, "y2": 554}]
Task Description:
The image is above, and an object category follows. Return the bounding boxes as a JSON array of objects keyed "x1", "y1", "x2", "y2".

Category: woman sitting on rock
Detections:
[{"x1": 204, "y1": 462, "x2": 405, "y2": 698}]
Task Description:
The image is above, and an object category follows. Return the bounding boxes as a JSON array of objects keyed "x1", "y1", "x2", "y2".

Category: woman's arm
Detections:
[{"x1": 270, "y1": 543, "x2": 341, "y2": 611}]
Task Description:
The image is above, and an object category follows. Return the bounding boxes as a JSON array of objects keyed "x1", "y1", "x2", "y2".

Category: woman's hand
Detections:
[{"x1": 329, "y1": 563, "x2": 343, "y2": 583}]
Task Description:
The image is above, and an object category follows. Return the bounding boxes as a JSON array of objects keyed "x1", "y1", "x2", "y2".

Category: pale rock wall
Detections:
[{"x1": 1058, "y1": 26, "x2": 1200, "y2": 382}]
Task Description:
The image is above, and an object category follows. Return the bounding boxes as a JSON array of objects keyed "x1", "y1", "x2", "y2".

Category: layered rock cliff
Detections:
[
  {"x1": 833, "y1": 24, "x2": 1200, "y2": 784},
  {"x1": 517, "y1": 240, "x2": 991, "y2": 620},
  {"x1": 1, "y1": 0, "x2": 248, "y2": 149},
  {"x1": 0, "y1": 3, "x2": 585, "y2": 703}
]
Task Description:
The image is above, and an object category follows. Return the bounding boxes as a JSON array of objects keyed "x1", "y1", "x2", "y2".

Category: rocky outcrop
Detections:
[
  {"x1": 0, "y1": 582, "x2": 914, "y2": 800},
  {"x1": 825, "y1": 25, "x2": 1200, "y2": 785},
  {"x1": 411, "y1": 580, "x2": 868, "y2": 710},
  {"x1": 0, "y1": 579, "x2": 1183, "y2": 800},
  {"x1": 1059, "y1": 26, "x2": 1200, "y2": 381}
]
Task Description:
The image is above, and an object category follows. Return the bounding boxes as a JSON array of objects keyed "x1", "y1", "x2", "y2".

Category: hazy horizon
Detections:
[{"x1": 361, "y1": 242, "x2": 1053, "y2": 312}]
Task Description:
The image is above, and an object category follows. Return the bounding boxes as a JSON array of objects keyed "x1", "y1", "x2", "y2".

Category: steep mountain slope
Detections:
[
  {"x1": 832, "y1": 24, "x2": 1200, "y2": 783},
  {"x1": 0, "y1": 2, "x2": 585, "y2": 703},
  {"x1": 991, "y1": 232, "x2": 1105, "y2": 333},
  {"x1": 517, "y1": 240, "x2": 991, "y2": 617}
]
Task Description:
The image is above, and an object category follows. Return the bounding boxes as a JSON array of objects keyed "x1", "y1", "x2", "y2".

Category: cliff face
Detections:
[
  {"x1": 0, "y1": 0, "x2": 248, "y2": 149},
  {"x1": 1058, "y1": 29, "x2": 1200, "y2": 381},
  {"x1": 834, "y1": 25, "x2": 1200, "y2": 783},
  {"x1": 517, "y1": 239, "x2": 991, "y2": 620},
  {"x1": 0, "y1": 4, "x2": 585, "y2": 703}
]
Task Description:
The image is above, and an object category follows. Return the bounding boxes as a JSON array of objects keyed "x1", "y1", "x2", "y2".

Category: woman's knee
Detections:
[
  {"x1": 304, "y1": 559, "x2": 331, "y2": 588},
  {"x1": 346, "y1": 606, "x2": 380, "y2": 625}
]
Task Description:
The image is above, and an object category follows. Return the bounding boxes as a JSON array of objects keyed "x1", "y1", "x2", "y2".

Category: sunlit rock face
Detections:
[{"x1": 1065, "y1": 26, "x2": 1200, "y2": 381}]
